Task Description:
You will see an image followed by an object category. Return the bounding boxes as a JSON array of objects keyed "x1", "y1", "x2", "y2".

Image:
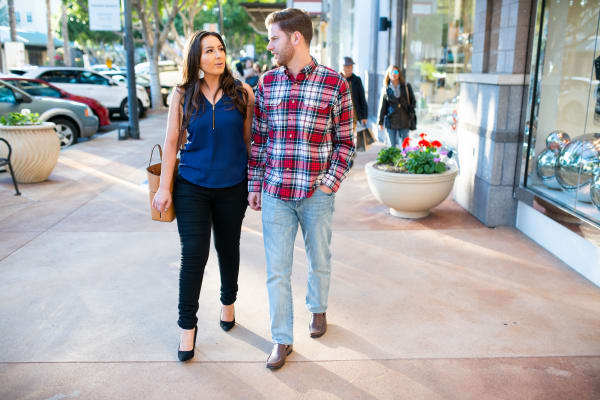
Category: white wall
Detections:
[{"x1": 0, "y1": 0, "x2": 62, "y2": 34}]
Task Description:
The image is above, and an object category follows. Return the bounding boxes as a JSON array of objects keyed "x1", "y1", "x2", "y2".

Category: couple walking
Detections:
[{"x1": 152, "y1": 8, "x2": 355, "y2": 370}]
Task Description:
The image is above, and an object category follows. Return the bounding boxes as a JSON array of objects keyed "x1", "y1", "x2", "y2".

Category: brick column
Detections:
[{"x1": 453, "y1": 0, "x2": 532, "y2": 227}]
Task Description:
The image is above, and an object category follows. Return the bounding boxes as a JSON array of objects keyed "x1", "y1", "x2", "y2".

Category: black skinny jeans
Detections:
[{"x1": 173, "y1": 175, "x2": 248, "y2": 330}]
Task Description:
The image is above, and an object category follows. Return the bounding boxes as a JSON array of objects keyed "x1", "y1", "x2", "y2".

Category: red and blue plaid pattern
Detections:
[{"x1": 248, "y1": 57, "x2": 355, "y2": 200}]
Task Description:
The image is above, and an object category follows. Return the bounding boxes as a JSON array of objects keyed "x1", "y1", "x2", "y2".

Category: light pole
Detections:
[{"x1": 123, "y1": 0, "x2": 139, "y2": 139}]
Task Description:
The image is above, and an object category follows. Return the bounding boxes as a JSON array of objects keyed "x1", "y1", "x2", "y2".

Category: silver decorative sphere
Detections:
[
  {"x1": 556, "y1": 135, "x2": 600, "y2": 191},
  {"x1": 545, "y1": 131, "x2": 571, "y2": 153},
  {"x1": 536, "y1": 148, "x2": 558, "y2": 181},
  {"x1": 591, "y1": 174, "x2": 600, "y2": 211}
]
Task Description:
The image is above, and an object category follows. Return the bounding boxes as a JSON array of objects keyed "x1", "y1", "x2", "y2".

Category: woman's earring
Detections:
[{"x1": 198, "y1": 69, "x2": 205, "y2": 79}]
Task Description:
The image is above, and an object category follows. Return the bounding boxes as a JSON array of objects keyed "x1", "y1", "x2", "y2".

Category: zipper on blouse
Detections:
[{"x1": 212, "y1": 103, "x2": 215, "y2": 131}]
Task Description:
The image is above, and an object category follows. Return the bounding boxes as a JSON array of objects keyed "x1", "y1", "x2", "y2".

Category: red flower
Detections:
[
  {"x1": 431, "y1": 140, "x2": 442, "y2": 148},
  {"x1": 402, "y1": 137, "x2": 411, "y2": 149},
  {"x1": 418, "y1": 139, "x2": 431, "y2": 148},
  {"x1": 419, "y1": 132, "x2": 426, "y2": 139}
]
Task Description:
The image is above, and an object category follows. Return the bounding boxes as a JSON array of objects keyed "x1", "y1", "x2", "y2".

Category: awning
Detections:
[
  {"x1": 240, "y1": 2, "x2": 286, "y2": 35},
  {"x1": 0, "y1": 26, "x2": 65, "y2": 48}
]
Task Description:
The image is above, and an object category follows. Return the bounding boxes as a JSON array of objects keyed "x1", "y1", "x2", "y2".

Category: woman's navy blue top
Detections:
[{"x1": 178, "y1": 92, "x2": 247, "y2": 188}]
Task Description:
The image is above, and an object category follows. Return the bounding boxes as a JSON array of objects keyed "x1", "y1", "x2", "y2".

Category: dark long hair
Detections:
[
  {"x1": 178, "y1": 31, "x2": 249, "y2": 136},
  {"x1": 383, "y1": 65, "x2": 405, "y2": 86}
]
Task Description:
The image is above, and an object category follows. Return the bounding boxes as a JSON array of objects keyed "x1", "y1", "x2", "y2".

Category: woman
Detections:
[
  {"x1": 151, "y1": 30, "x2": 254, "y2": 362},
  {"x1": 377, "y1": 65, "x2": 416, "y2": 147}
]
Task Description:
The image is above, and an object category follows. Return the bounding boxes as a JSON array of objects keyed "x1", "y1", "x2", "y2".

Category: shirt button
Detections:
[
  {"x1": 292, "y1": 100, "x2": 295, "y2": 104},
  {"x1": 285, "y1": 168, "x2": 290, "y2": 171},
  {"x1": 288, "y1": 134, "x2": 292, "y2": 138}
]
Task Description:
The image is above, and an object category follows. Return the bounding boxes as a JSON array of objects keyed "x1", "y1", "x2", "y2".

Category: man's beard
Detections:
[{"x1": 274, "y1": 42, "x2": 294, "y2": 66}]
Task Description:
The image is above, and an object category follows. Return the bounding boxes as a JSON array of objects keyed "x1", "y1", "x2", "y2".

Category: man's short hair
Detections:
[{"x1": 265, "y1": 8, "x2": 313, "y2": 46}]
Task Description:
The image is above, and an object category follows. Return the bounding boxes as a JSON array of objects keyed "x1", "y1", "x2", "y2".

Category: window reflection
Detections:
[
  {"x1": 404, "y1": 0, "x2": 475, "y2": 151},
  {"x1": 528, "y1": 0, "x2": 600, "y2": 224}
]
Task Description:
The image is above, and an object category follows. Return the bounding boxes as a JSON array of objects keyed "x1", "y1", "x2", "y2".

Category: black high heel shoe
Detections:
[
  {"x1": 178, "y1": 325, "x2": 198, "y2": 362},
  {"x1": 220, "y1": 308, "x2": 235, "y2": 332}
]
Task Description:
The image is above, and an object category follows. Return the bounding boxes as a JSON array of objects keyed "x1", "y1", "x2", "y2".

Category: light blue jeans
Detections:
[
  {"x1": 387, "y1": 128, "x2": 410, "y2": 148},
  {"x1": 261, "y1": 189, "x2": 335, "y2": 345}
]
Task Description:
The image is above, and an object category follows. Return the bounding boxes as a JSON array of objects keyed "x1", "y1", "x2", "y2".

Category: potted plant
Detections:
[
  {"x1": 0, "y1": 109, "x2": 59, "y2": 183},
  {"x1": 365, "y1": 133, "x2": 458, "y2": 218}
]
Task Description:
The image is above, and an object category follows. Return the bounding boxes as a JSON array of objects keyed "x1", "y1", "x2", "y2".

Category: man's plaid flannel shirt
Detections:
[{"x1": 248, "y1": 57, "x2": 355, "y2": 201}]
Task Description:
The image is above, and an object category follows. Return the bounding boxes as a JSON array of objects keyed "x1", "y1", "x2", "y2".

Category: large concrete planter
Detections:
[
  {"x1": 0, "y1": 122, "x2": 59, "y2": 183},
  {"x1": 365, "y1": 161, "x2": 458, "y2": 218}
]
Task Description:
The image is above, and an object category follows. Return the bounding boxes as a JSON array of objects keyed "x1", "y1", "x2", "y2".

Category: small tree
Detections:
[{"x1": 133, "y1": 0, "x2": 188, "y2": 110}]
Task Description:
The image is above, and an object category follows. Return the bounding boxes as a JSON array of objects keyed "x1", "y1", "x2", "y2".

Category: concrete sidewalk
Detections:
[{"x1": 1, "y1": 111, "x2": 599, "y2": 399}]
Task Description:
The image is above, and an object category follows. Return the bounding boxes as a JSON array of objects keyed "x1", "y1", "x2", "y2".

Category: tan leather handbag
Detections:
[
  {"x1": 147, "y1": 91, "x2": 186, "y2": 222},
  {"x1": 147, "y1": 144, "x2": 179, "y2": 222}
]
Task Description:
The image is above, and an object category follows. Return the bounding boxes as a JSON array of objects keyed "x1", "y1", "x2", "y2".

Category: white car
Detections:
[
  {"x1": 23, "y1": 67, "x2": 150, "y2": 118},
  {"x1": 135, "y1": 60, "x2": 181, "y2": 87}
]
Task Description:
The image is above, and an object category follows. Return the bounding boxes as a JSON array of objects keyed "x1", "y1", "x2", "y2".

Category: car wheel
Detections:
[
  {"x1": 50, "y1": 118, "x2": 79, "y2": 147},
  {"x1": 120, "y1": 98, "x2": 142, "y2": 119}
]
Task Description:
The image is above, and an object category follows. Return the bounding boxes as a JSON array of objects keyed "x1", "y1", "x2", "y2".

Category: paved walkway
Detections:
[{"x1": 1, "y1": 111, "x2": 599, "y2": 399}]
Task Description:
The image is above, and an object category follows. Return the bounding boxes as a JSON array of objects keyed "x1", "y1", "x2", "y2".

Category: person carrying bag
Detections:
[{"x1": 377, "y1": 65, "x2": 417, "y2": 147}]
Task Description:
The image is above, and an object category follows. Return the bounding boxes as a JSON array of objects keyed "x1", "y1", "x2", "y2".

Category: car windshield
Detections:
[{"x1": 14, "y1": 80, "x2": 61, "y2": 98}]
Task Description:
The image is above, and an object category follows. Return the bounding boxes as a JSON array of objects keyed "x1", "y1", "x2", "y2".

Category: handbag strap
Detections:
[
  {"x1": 149, "y1": 144, "x2": 162, "y2": 167},
  {"x1": 404, "y1": 84, "x2": 411, "y2": 107}
]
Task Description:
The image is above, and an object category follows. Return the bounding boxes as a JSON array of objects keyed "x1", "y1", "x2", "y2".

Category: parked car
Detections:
[
  {"x1": 22, "y1": 67, "x2": 150, "y2": 119},
  {"x1": 102, "y1": 71, "x2": 169, "y2": 107},
  {"x1": 8, "y1": 65, "x2": 38, "y2": 76},
  {"x1": 0, "y1": 80, "x2": 98, "y2": 147},
  {"x1": 2, "y1": 77, "x2": 111, "y2": 128},
  {"x1": 134, "y1": 60, "x2": 181, "y2": 87},
  {"x1": 90, "y1": 64, "x2": 126, "y2": 73}
]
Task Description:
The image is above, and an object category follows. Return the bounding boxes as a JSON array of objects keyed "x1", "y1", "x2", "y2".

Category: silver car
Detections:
[{"x1": 0, "y1": 80, "x2": 98, "y2": 147}]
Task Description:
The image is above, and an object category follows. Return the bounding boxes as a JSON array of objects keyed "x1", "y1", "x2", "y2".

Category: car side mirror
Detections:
[{"x1": 14, "y1": 91, "x2": 32, "y2": 104}]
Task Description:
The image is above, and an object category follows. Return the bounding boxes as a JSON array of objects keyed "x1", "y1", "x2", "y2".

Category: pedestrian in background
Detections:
[
  {"x1": 151, "y1": 30, "x2": 255, "y2": 362},
  {"x1": 341, "y1": 56, "x2": 368, "y2": 128},
  {"x1": 341, "y1": 56, "x2": 368, "y2": 165},
  {"x1": 377, "y1": 65, "x2": 416, "y2": 147},
  {"x1": 248, "y1": 8, "x2": 355, "y2": 370}
]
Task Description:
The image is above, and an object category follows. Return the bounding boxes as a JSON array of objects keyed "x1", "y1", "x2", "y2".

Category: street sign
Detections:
[{"x1": 89, "y1": 0, "x2": 122, "y2": 31}]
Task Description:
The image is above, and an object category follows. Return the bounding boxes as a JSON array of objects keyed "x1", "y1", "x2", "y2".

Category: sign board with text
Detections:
[{"x1": 89, "y1": 0, "x2": 122, "y2": 31}]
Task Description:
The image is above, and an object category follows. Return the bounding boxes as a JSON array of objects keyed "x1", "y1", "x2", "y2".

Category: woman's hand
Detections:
[{"x1": 152, "y1": 187, "x2": 172, "y2": 213}]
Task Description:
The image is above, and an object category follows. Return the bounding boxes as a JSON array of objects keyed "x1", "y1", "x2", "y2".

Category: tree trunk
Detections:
[
  {"x1": 46, "y1": 0, "x2": 55, "y2": 66},
  {"x1": 61, "y1": 1, "x2": 71, "y2": 66},
  {"x1": 148, "y1": 52, "x2": 163, "y2": 109},
  {"x1": 217, "y1": 0, "x2": 224, "y2": 36},
  {"x1": 7, "y1": 0, "x2": 16, "y2": 42}
]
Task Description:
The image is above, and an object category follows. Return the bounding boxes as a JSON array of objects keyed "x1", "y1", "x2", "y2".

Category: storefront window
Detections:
[
  {"x1": 526, "y1": 0, "x2": 600, "y2": 225},
  {"x1": 404, "y1": 0, "x2": 475, "y2": 150}
]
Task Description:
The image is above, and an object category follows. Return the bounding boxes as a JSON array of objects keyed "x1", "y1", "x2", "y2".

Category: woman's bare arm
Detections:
[{"x1": 242, "y1": 82, "x2": 255, "y2": 157}]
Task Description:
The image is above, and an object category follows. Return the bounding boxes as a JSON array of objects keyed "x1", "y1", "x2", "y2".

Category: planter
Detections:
[
  {"x1": 0, "y1": 122, "x2": 59, "y2": 183},
  {"x1": 365, "y1": 161, "x2": 458, "y2": 218}
]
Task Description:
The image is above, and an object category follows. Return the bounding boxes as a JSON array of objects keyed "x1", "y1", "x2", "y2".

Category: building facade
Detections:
[
  {"x1": 297, "y1": 0, "x2": 599, "y2": 286},
  {"x1": 1, "y1": 0, "x2": 593, "y2": 282}
]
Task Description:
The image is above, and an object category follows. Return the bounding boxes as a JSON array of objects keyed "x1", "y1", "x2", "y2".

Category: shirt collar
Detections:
[{"x1": 283, "y1": 56, "x2": 318, "y2": 82}]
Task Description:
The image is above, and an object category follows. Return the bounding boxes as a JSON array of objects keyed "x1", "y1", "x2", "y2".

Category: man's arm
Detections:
[{"x1": 321, "y1": 78, "x2": 355, "y2": 193}]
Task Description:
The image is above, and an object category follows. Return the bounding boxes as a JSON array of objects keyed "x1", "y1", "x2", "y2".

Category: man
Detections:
[
  {"x1": 342, "y1": 56, "x2": 368, "y2": 127},
  {"x1": 248, "y1": 8, "x2": 355, "y2": 370}
]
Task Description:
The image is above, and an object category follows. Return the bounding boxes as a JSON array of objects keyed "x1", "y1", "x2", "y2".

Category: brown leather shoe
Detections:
[
  {"x1": 309, "y1": 312, "x2": 327, "y2": 338},
  {"x1": 266, "y1": 344, "x2": 293, "y2": 370}
]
